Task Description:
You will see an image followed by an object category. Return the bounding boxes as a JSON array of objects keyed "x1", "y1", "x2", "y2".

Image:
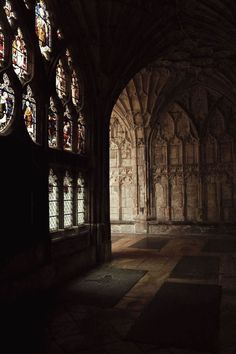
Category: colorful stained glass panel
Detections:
[
  {"x1": 12, "y1": 28, "x2": 28, "y2": 82},
  {"x1": 56, "y1": 59, "x2": 68, "y2": 102},
  {"x1": 48, "y1": 97, "x2": 58, "y2": 148},
  {"x1": 4, "y1": 1, "x2": 16, "y2": 26},
  {"x1": 77, "y1": 117, "x2": 85, "y2": 154},
  {"x1": 0, "y1": 74, "x2": 14, "y2": 133},
  {"x1": 35, "y1": 0, "x2": 52, "y2": 60},
  {"x1": 71, "y1": 70, "x2": 80, "y2": 108},
  {"x1": 22, "y1": 86, "x2": 36, "y2": 141},
  {"x1": 63, "y1": 107, "x2": 72, "y2": 150}
]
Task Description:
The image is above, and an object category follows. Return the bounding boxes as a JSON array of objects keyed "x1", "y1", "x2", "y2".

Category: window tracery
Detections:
[
  {"x1": 54, "y1": 49, "x2": 85, "y2": 154},
  {"x1": 48, "y1": 169, "x2": 86, "y2": 234},
  {"x1": 0, "y1": 1, "x2": 87, "y2": 236}
]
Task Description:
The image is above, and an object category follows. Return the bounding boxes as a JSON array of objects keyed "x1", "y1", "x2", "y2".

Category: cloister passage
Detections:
[{"x1": 109, "y1": 62, "x2": 236, "y2": 237}]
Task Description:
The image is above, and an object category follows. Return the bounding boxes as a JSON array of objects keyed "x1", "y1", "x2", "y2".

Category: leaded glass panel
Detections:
[
  {"x1": 56, "y1": 59, "x2": 68, "y2": 102},
  {"x1": 49, "y1": 169, "x2": 59, "y2": 231},
  {"x1": 77, "y1": 176, "x2": 85, "y2": 224},
  {"x1": 77, "y1": 115, "x2": 85, "y2": 154},
  {"x1": 63, "y1": 172, "x2": 73, "y2": 228},
  {"x1": 48, "y1": 97, "x2": 58, "y2": 148},
  {"x1": 22, "y1": 86, "x2": 36, "y2": 141},
  {"x1": 12, "y1": 28, "x2": 29, "y2": 82},
  {"x1": 0, "y1": 74, "x2": 14, "y2": 133},
  {"x1": 63, "y1": 106, "x2": 72, "y2": 151},
  {"x1": 35, "y1": 0, "x2": 52, "y2": 60},
  {"x1": 71, "y1": 70, "x2": 80, "y2": 108}
]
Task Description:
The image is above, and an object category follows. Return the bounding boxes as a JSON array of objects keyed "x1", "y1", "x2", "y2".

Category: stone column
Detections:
[{"x1": 133, "y1": 113, "x2": 148, "y2": 233}]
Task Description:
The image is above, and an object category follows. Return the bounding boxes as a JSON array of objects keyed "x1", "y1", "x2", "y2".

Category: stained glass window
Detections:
[
  {"x1": 12, "y1": 28, "x2": 28, "y2": 82},
  {"x1": 35, "y1": 0, "x2": 52, "y2": 60},
  {"x1": 22, "y1": 86, "x2": 36, "y2": 141},
  {"x1": 48, "y1": 97, "x2": 58, "y2": 148},
  {"x1": 78, "y1": 115, "x2": 85, "y2": 154},
  {"x1": 49, "y1": 169, "x2": 59, "y2": 231},
  {"x1": 0, "y1": 26, "x2": 4, "y2": 67},
  {"x1": 63, "y1": 106, "x2": 72, "y2": 150},
  {"x1": 77, "y1": 176, "x2": 85, "y2": 224},
  {"x1": 71, "y1": 70, "x2": 80, "y2": 108},
  {"x1": 56, "y1": 59, "x2": 68, "y2": 102},
  {"x1": 4, "y1": 1, "x2": 16, "y2": 26},
  {"x1": 63, "y1": 172, "x2": 73, "y2": 228},
  {"x1": 0, "y1": 74, "x2": 14, "y2": 133}
]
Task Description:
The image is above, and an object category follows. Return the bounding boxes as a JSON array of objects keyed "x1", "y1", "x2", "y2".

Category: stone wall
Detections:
[{"x1": 110, "y1": 82, "x2": 236, "y2": 233}]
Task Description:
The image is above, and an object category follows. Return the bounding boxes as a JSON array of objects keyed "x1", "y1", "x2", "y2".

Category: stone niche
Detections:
[
  {"x1": 151, "y1": 105, "x2": 200, "y2": 223},
  {"x1": 109, "y1": 115, "x2": 135, "y2": 227},
  {"x1": 151, "y1": 100, "x2": 236, "y2": 225}
]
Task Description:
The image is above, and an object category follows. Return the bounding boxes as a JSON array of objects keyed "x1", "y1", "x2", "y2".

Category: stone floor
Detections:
[{"x1": 5, "y1": 233, "x2": 236, "y2": 354}]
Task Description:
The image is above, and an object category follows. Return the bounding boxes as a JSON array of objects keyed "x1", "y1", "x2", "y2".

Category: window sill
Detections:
[{"x1": 50, "y1": 224, "x2": 90, "y2": 241}]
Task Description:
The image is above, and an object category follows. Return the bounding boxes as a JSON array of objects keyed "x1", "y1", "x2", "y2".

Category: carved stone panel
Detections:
[
  {"x1": 160, "y1": 112, "x2": 175, "y2": 141},
  {"x1": 186, "y1": 176, "x2": 199, "y2": 221},
  {"x1": 221, "y1": 182, "x2": 234, "y2": 222},
  {"x1": 170, "y1": 176, "x2": 184, "y2": 221},
  {"x1": 169, "y1": 142, "x2": 182, "y2": 165},
  {"x1": 110, "y1": 185, "x2": 119, "y2": 220},
  {"x1": 206, "y1": 182, "x2": 219, "y2": 222},
  {"x1": 121, "y1": 184, "x2": 134, "y2": 221},
  {"x1": 155, "y1": 181, "x2": 168, "y2": 221},
  {"x1": 155, "y1": 144, "x2": 167, "y2": 165},
  {"x1": 185, "y1": 142, "x2": 198, "y2": 164},
  {"x1": 109, "y1": 116, "x2": 134, "y2": 221},
  {"x1": 110, "y1": 142, "x2": 119, "y2": 167},
  {"x1": 121, "y1": 139, "x2": 132, "y2": 164},
  {"x1": 204, "y1": 137, "x2": 216, "y2": 164},
  {"x1": 219, "y1": 140, "x2": 232, "y2": 163}
]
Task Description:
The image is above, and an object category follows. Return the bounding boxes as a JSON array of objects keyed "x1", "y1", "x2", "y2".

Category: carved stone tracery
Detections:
[
  {"x1": 151, "y1": 96, "x2": 235, "y2": 223},
  {"x1": 110, "y1": 62, "x2": 236, "y2": 228}
]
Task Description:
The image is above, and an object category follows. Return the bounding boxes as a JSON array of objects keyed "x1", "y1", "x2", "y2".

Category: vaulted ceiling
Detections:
[
  {"x1": 50, "y1": 0, "x2": 236, "y2": 81},
  {"x1": 50, "y1": 0, "x2": 236, "y2": 121}
]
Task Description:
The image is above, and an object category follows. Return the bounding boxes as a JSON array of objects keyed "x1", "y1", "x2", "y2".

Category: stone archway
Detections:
[{"x1": 109, "y1": 62, "x2": 236, "y2": 235}]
